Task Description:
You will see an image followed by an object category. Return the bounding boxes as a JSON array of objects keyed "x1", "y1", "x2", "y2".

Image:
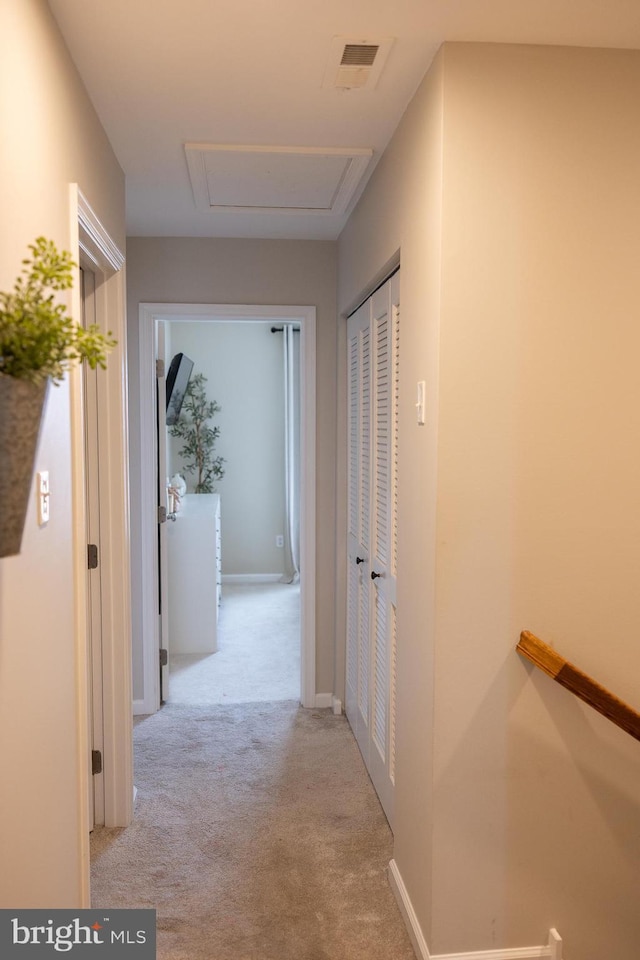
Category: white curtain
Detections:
[{"x1": 281, "y1": 325, "x2": 300, "y2": 583}]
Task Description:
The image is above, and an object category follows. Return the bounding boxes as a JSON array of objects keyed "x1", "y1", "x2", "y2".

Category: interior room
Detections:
[{"x1": 163, "y1": 319, "x2": 301, "y2": 705}]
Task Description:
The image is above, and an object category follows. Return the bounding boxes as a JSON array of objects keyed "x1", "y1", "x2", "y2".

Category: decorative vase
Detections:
[{"x1": 0, "y1": 374, "x2": 48, "y2": 558}]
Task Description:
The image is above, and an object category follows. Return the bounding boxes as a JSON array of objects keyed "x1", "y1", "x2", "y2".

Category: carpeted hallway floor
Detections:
[
  {"x1": 168, "y1": 583, "x2": 300, "y2": 704},
  {"x1": 91, "y1": 701, "x2": 416, "y2": 960}
]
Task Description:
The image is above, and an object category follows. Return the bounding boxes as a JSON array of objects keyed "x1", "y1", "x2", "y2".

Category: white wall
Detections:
[
  {"x1": 339, "y1": 43, "x2": 640, "y2": 960},
  {"x1": 166, "y1": 321, "x2": 286, "y2": 576},
  {"x1": 0, "y1": 0, "x2": 125, "y2": 906},
  {"x1": 127, "y1": 238, "x2": 337, "y2": 699},
  {"x1": 339, "y1": 50, "x2": 444, "y2": 946}
]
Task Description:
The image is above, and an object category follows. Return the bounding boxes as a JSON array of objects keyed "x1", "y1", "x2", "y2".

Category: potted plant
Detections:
[
  {"x1": 0, "y1": 237, "x2": 115, "y2": 557},
  {"x1": 169, "y1": 372, "x2": 225, "y2": 493}
]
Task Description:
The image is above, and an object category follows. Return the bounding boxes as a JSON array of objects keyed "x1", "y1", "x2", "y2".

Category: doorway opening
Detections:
[
  {"x1": 162, "y1": 318, "x2": 301, "y2": 706},
  {"x1": 135, "y1": 303, "x2": 317, "y2": 718}
]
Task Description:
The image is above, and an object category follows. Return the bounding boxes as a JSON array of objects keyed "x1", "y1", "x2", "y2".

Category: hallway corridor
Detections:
[{"x1": 91, "y1": 701, "x2": 415, "y2": 959}]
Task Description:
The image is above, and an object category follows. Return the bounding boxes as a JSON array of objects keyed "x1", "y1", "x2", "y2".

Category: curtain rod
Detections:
[{"x1": 271, "y1": 326, "x2": 301, "y2": 333}]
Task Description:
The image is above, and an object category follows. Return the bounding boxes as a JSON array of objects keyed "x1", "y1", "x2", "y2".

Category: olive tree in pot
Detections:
[
  {"x1": 0, "y1": 237, "x2": 115, "y2": 557},
  {"x1": 169, "y1": 372, "x2": 225, "y2": 493}
]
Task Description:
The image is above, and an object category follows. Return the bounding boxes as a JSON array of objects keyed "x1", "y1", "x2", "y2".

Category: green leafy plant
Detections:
[
  {"x1": 169, "y1": 371, "x2": 225, "y2": 493},
  {"x1": 0, "y1": 237, "x2": 116, "y2": 384}
]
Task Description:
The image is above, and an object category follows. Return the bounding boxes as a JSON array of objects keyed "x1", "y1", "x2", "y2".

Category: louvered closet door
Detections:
[
  {"x1": 346, "y1": 300, "x2": 372, "y2": 758},
  {"x1": 346, "y1": 273, "x2": 399, "y2": 829}
]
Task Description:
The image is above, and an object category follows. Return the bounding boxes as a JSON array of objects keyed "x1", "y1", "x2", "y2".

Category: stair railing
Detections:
[{"x1": 517, "y1": 631, "x2": 640, "y2": 742}]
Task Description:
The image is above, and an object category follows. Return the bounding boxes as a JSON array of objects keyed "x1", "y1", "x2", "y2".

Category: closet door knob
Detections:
[
  {"x1": 371, "y1": 570, "x2": 382, "y2": 580},
  {"x1": 356, "y1": 556, "x2": 365, "y2": 565}
]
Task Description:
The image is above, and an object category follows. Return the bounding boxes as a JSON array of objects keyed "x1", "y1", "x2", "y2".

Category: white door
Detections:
[
  {"x1": 346, "y1": 272, "x2": 399, "y2": 827},
  {"x1": 80, "y1": 265, "x2": 104, "y2": 828},
  {"x1": 156, "y1": 322, "x2": 170, "y2": 702},
  {"x1": 346, "y1": 299, "x2": 372, "y2": 761}
]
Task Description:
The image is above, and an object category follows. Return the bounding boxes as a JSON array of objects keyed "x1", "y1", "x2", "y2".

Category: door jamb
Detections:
[
  {"x1": 137, "y1": 303, "x2": 317, "y2": 712},
  {"x1": 69, "y1": 186, "x2": 133, "y2": 842}
]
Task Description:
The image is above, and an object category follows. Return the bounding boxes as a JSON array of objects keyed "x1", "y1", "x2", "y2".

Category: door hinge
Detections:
[
  {"x1": 156, "y1": 358, "x2": 165, "y2": 378},
  {"x1": 158, "y1": 505, "x2": 167, "y2": 524},
  {"x1": 91, "y1": 750, "x2": 103, "y2": 776},
  {"x1": 87, "y1": 543, "x2": 99, "y2": 569},
  {"x1": 159, "y1": 648, "x2": 168, "y2": 668}
]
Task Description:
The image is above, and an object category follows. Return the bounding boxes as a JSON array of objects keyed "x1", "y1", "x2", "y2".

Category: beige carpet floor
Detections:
[
  {"x1": 91, "y1": 701, "x2": 416, "y2": 960},
  {"x1": 169, "y1": 583, "x2": 300, "y2": 704}
]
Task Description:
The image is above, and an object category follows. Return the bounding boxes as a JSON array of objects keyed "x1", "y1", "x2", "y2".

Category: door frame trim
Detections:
[
  {"x1": 69, "y1": 185, "x2": 132, "y2": 844},
  {"x1": 136, "y1": 302, "x2": 317, "y2": 712}
]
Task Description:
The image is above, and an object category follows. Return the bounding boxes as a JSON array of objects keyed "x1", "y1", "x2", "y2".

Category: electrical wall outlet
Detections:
[{"x1": 276, "y1": 534, "x2": 284, "y2": 548}]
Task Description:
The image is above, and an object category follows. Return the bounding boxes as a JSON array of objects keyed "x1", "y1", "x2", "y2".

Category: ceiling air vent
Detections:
[
  {"x1": 336, "y1": 44, "x2": 379, "y2": 89},
  {"x1": 341, "y1": 44, "x2": 379, "y2": 66},
  {"x1": 323, "y1": 37, "x2": 394, "y2": 91}
]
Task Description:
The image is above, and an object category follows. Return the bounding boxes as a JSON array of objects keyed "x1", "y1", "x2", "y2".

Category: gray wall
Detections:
[
  {"x1": 0, "y1": 0, "x2": 125, "y2": 906},
  {"x1": 339, "y1": 42, "x2": 640, "y2": 960},
  {"x1": 126, "y1": 237, "x2": 337, "y2": 699},
  {"x1": 166, "y1": 320, "x2": 287, "y2": 576}
]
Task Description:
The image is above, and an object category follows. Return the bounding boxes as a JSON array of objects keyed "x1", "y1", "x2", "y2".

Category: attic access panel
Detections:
[{"x1": 185, "y1": 144, "x2": 373, "y2": 216}]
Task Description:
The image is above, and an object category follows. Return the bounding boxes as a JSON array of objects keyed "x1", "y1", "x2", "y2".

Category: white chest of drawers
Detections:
[{"x1": 167, "y1": 493, "x2": 221, "y2": 654}]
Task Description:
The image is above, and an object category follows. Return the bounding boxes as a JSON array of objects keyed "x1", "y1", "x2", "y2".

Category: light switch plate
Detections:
[
  {"x1": 416, "y1": 381, "x2": 426, "y2": 425},
  {"x1": 37, "y1": 470, "x2": 50, "y2": 525}
]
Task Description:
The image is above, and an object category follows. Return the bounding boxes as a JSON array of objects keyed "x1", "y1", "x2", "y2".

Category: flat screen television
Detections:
[{"x1": 165, "y1": 352, "x2": 194, "y2": 426}]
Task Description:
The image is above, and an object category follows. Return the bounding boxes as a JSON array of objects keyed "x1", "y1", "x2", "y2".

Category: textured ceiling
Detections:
[{"x1": 48, "y1": 0, "x2": 640, "y2": 240}]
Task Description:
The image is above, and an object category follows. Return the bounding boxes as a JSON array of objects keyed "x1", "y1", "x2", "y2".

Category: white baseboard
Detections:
[
  {"x1": 222, "y1": 574, "x2": 283, "y2": 584},
  {"x1": 314, "y1": 693, "x2": 333, "y2": 709},
  {"x1": 388, "y1": 860, "x2": 562, "y2": 960},
  {"x1": 133, "y1": 699, "x2": 150, "y2": 716},
  {"x1": 315, "y1": 695, "x2": 343, "y2": 714},
  {"x1": 388, "y1": 859, "x2": 431, "y2": 959},
  {"x1": 431, "y1": 944, "x2": 560, "y2": 960}
]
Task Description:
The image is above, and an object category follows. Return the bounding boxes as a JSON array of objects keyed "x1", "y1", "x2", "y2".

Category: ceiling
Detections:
[{"x1": 48, "y1": 0, "x2": 640, "y2": 241}]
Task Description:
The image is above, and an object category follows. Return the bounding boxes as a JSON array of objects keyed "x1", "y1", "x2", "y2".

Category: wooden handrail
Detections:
[{"x1": 517, "y1": 631, "x2": 640, "y2": 742}]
